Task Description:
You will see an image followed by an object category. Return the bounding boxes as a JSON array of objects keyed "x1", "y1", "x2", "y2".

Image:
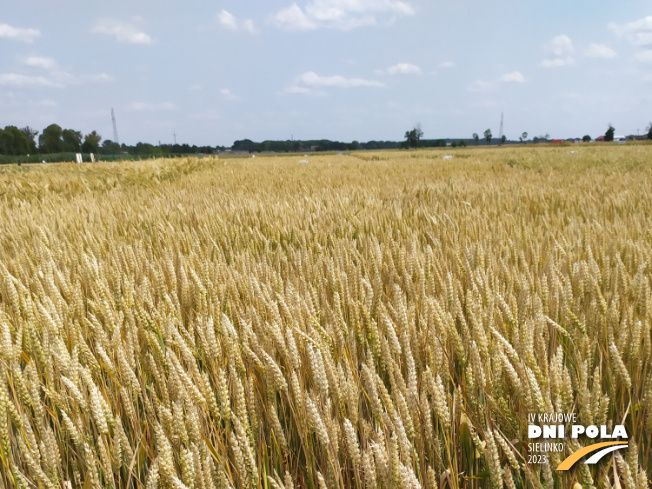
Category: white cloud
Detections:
[
  {"x1": 274, "y1": 5, "x2": 317, "y2": 30},
  {"x1": 218, "y1": 10, "x2": 238, "y2": 30},
  {"x1": 385, "y1": 63, "x2": 421, "y2": 75},
  {"x1": 0, "y1": 23, "x2": 41, "y2": 43},
  {"x1": 0, "y1": 73, "x2": 59, "y2": 88},
  {"x1": 584, "y1": 43, "x2": 617, "y2": 59},
  {"x1": 220, "y1": 88, "x2": 236, "y2": 100},
  {"x1": 24, "y1": 56, "x2": 57, "y2": 69},
  {"x1": 540, "y1": 57, "x2": 574, "y2": 68},
  {"x1": 64, "y1": 72, "x2": 114, "y2": 84},
  {"x1": 0, "y1": 70, "x2": 112, "y2": 89},
  {"x1": 468, "y1": 71, "x2": 525, "y2": 92},
  {"x1": 287, "y1": 70, "x2": 384, "y2": 94},
  {"x1": 548, "y1": 34, "x2": 573, "y2": 56},
  {"x1": 610, "y1": 16, "x2": 652, "y2": 47},
  {"x1": 299, "y1": 71, "x2": 383, "y2": 87},
  {"x1": 285, "y1": 85, "x2": 314, "y2": 95},
  {"x1": 128, "y1": 102, "x2": 177, "y2": 111},
  {"x1": 242, "y1": 20, "x2": 257, "y2": 34},
  {"x1": 635, "y1": 50, "x2": 652, "y2": 63},
  {"x1": 92, "y1": 19, "x2": 152, "y2": 44},
  {"x1": 242, "y1": 19, "x2": 258, "y2": 34},
  {"x1": 439, "y1": 61, "x2": 455, "y2": 69},
  {"x1": 20, "y1": 56, "x2": 113, "y2": 86},
  {"x1": 541, "y1": 34, "x2": 574, "y2": 67},
  {"x1": 219, "y1": 10, "x2": 258, "y2": 34},
  {"x1": 272, "y1": 0, "x2": 415, "y2": 31},
  {"x1": 467, "y1": 80, "x2": 493, "y2": 92},
  {"x1": 499, "y1": 71, "x2": 525, "y2": 83}
]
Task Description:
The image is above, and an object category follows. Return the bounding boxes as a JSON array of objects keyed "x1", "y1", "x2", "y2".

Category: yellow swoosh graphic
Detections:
[{"x1": 557, "y1": 442, "x2": 628, "y2": 471}]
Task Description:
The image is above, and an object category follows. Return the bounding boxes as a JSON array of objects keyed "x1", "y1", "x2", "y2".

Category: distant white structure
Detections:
[
  {"x1": 299, "y1": 159, "x2": 309, "y2": 163},
  {"x1": 111, "y1": 108, "x2": 120, "y2": 145},
  {"x1": 75, "y1": 153, "x2": 83, "y2": 164}
]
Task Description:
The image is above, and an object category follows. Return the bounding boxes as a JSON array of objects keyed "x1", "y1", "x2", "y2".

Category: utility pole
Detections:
[
  {"x1": 173, "y1": 132, "x2": 177, "y2": 145},
  {"x1": 498, "y1": 112, "x2": 504, "y2": 144},
  {"x1": 111, "y1": 108, "x2": 120, "y2": 145}
]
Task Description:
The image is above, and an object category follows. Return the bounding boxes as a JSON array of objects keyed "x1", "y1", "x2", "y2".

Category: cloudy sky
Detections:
[{"x1": 1, "y1": 0, "x2": 651, "y2": 146}]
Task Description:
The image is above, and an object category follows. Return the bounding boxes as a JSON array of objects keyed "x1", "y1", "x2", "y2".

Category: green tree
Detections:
[
  {"x1": 520, "y1": 132, "x2": 528, "y2": 143},
  {"x1": 647, "y1": 123, "x2": 652, "y2": 140},
  {"x1": 500, "y1": 135, "x2": 507, "y2": 145},
  {"x1": 233, "y1": 139, "x2": 257, "y2": 152},
  {"x1": 20, "y1": 126, "x2": 39, "y2": 153},
  {"x1": 582, "y1": 135, "x2": 591, "y2": 142},
  {"x1": 404, "y1": 125, "x2": 423, "y2": 149},
  {"x1": 102, "y1": 140, "x2": 121, "y2": 154},
  {"x1": 605, "y1": 125, "x2": 615, "y2": 142},
  {"x1": 82, "y1": 131, "x2": 102, "y2": 153},
  {"x1": 62, "y1": 129, "x2": 82, "y2": 152},
  {"x1": 472, "y1": 133, "x2": 479, "y2": 145},
  {"x1": 484, "y1": 129, "x2": 492, "y2": 144},
  {"x1": 39, "y1": 124, "x2": 64, "y2": 153},
  {"x1": 0, "y1": 125, "x2": 31, "y2": 155}
]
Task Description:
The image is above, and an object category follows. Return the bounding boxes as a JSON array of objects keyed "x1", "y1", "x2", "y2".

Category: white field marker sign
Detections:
[
  {"x1": 75, "y1": 153, "x2": 83, "y2": 164},
  {"x1": 90, "y1": 153, "x2": 95, "y2": 163}
]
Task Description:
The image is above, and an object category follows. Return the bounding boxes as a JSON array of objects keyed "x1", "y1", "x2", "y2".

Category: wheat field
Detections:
[{"x1": 0, "y1": 146, "x2": 650, "y2": 488}]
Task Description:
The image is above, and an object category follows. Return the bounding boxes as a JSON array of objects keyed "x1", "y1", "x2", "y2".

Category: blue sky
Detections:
[{"x1": 1, "y1": 1, "x2": 651, "y2": 146}]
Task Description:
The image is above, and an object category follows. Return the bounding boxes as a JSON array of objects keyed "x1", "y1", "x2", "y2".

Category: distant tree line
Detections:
[
  {"x1": 0, "y1": 123, "x2": 224, "y2": 157},
  {"x1": 3, "y1": 120, "x2": 652, "y2": 160},
  {"x1": 100, "y1": 140, "x2": 220, "y2": 156},
  {"x1": 0, "y1": 124, "x2": 103, "y2": 156},
  {"x1": 231, "y1": 139, "x2": 401, "y2": 152}
]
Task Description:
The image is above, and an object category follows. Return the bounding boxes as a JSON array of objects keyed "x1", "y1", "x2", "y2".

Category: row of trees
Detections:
[
  {"x1": 231, "y1": 139, "x2": 400, "y2": 152},
  {"x1": 470, "y1": 130, "x2": 508, "y2": 145},
  {"x1": 403, "y1": 127, "x2": 469, "y2": 148},
  {"x1": 0, "y1": 123, "x2": 222, "y2": 157},
  {"x1": 3, "y1": 121, "x2": 651, "y2": 159},
  {"x1": 0, "y1": 126, "x2": 37, "y2": 155},
  {"x1": 0, "y1": 124, "x2": 102, "y2": 155},
  {"x1": 100, "y1": 140, "x2": 218, "y2": 156}
]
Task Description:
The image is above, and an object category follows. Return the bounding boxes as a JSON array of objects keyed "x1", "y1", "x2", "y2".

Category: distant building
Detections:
[{"x1": 595, "y1": 135, "x2": 626, "y2": 142}]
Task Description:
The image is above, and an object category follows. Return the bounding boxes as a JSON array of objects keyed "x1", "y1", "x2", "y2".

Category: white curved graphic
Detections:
[{"x1": 584, "y1": 444, "x2": 628, "y2": 464}]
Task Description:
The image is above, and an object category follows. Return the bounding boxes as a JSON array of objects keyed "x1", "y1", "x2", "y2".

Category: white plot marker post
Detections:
[{"x1": 75, "y1": 153, "x2": 83, "y2": 164}]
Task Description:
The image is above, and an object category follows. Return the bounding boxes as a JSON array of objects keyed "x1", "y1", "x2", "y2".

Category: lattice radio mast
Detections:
[
  {"x1": 111, "y1": 108, "x2": 120, "y2": 145},
  {"x1": 498, "y1": 112, "x2": 504, "y2": 143}
]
